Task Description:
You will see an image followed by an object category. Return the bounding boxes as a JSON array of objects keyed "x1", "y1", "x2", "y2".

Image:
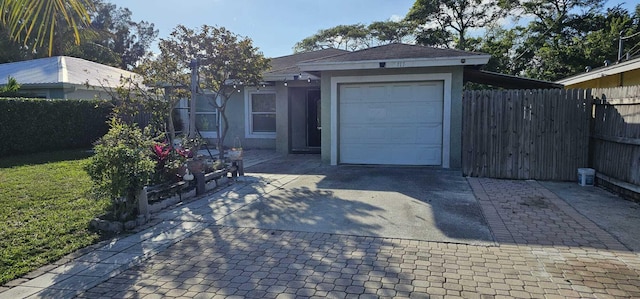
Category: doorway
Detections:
[
  {"x1": 307, "y1": 89, "x2": 321, "y2": 148},
  {"x1": 290, "y1": 88, "x2": 321, "y2": 153}
]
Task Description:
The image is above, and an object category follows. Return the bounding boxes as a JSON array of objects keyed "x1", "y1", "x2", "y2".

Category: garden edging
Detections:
[{"x1": 90, "y1": 169, "x2": 230, "y2": 233}]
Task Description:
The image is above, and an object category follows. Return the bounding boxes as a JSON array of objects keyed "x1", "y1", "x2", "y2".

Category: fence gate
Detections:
[{"x1": 462, "y1": 89, "x2": 591, "y2": 181}]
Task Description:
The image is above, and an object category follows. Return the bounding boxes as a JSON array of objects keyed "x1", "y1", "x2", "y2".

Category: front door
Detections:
[{"x1": 307, "y1": 90, "x2": 321, "y2": 147}]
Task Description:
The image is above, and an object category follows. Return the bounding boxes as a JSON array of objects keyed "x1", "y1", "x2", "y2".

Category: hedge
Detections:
[{"x1": 0, "y1": 98, "x2": 112, "y2": 156}]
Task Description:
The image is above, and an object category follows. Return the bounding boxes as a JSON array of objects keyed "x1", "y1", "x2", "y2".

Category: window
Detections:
[
  {"x1": 174, "y1": 96, "x2": 219, "y2": 137},
  {"x1": 246, "y1": 90, "x2": 276, "y2": 138},
  {"x1": 195, "y1": 95, "x2": 218, "y2": 137}
]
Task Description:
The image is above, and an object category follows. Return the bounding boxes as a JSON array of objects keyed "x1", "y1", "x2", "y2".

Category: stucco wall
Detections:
[
  {"x1": 222, "y1": 90, "x2": 277, "y2": 150},
  {"x1": 65, "y1": 88, "x2": 113, "y2": 100},
  {"x1": 17, "y1": 86, "x2": 115, "y2": 100},
  {"x1": 319, "y1": 66, "x2": 465, "y2": 168},
  {"x1": 202, "y1": 80, "x2": 321, "y2": 153}
]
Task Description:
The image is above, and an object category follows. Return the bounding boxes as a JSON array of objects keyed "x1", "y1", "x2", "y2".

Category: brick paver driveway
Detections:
[{"x1": 4, "y1": 153, "x2": 639, "y2": 298}]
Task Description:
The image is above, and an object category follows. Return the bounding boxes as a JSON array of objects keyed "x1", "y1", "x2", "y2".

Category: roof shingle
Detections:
[
  {"x1": 305, "y1": 43, "x2": 486, "y2": 63},
  {"x1": 264, "y1": 48, "x2": 349, "y2": 77}
]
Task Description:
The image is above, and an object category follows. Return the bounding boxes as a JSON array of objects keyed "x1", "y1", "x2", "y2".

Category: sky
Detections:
[
  {"x1": 108, "y1": 0, "x2": 636, "y2": 58},
  {"x1": 107, "y1": 0, "x2": 415, "y2": 58}
]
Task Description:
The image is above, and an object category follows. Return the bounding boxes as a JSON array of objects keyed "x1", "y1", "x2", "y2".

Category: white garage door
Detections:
[{"x1": 339, "y1": 81, "x2": 444, "y2": 165}]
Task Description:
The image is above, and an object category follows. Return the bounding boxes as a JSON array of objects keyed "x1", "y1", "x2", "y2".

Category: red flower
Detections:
[{"x1": 152, "y1": 143, "x2": 171, "y2": 161}]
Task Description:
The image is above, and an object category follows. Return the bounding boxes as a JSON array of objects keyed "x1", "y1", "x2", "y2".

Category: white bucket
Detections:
[{"x1": 577, "y1": 168, "x2": 595, "y2": 186}]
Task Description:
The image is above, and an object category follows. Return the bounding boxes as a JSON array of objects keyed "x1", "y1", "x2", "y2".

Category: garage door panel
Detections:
[
  {"x1": 390, "y1": 102, "x2": 442, "y2": 122},
  {"x1": 414, "y1": 83, "x2": 444, "y2": 99},
  {"x1": 341, "y1": 105, "x2": 388, "y2": 124},
  {"x1": 341, "y1": 103, "x2": 442, "y2": 125},
  {"x1": 340, "y1": 125, "x2": 387, "y2": 142},
  {"x1": 364, "y1": 86, "x2": 387, "y2": 99},
  {"x1": 342, "y1": 124, "x2": 442, "y2": 144},
  {"x1": 340, "y1": 144, "x2": 442, "y2": 165},
  {"x1": 339, "y1": 81, "x2": 444, "y2": 166},
  {"x1": 340, "y1": 86, "x2": 363, "y2": 100},
  {"x1": 414, "y1": 124, "x2": 443, "y2": 144}
]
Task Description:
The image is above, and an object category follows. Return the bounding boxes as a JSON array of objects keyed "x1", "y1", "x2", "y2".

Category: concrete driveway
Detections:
[
  {"x1": 218, "y1": 155, "x2": 494, "y2": 245},
  {"x1": 6, "y1": 151, "x2": 640, "y2": 299}
]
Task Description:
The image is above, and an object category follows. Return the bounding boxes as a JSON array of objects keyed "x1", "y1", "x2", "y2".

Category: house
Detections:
[
  {"x1": 556, "y1": 56, "x2": 640, "y2": 89},
  {"x1": 0, "y1": 56, "x2": 142, "y2": 99},
  {"x1": 197, "y1": 43, "x2": 491, "y2": 168}
]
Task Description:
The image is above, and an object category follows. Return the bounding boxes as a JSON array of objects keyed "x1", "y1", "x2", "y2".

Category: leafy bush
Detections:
[
  {"x1": 84, "y1": 118, "x2": 156, "y2": 220},
  {"x1": 0, "y1": 98, "x2": 111, "y2": 156}
]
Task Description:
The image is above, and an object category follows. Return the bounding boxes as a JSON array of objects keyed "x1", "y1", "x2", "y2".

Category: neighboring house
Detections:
[
  {"x1": 200, "y1": 43, "x2": 491, "y2": 168},
  {"x1": 556, "y1": 56, "x2": 640, "y2": 89},
  {"x1": 0, "y1": 56, "x2": 142, "y2": 99}
]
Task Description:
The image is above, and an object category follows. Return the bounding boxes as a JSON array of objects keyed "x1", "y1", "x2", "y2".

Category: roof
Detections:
[
  {"x1": 299, "y1": 43, "x2": 491, "y2": 71},
  {"x1": 0, "y1": 56, "x2": 142, "y2": 88},
  {"x1": 309, "y1": 43, "x2": 486, "y2": 62},
  {"x1": 465, "y1": 68, "x2": 563, "y2": 89},
  {"x1": 556, "y1": 56, "x2": 640, "y2": 86},
  {"x1": 263, "y1": 48, "x2": 348, "y2": 80}
]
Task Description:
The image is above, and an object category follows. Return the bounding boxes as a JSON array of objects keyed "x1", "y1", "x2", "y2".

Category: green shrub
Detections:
[
  {"x1": 0, "y1": 98, "x2": 112, "y2": 156},
  {"x1": 84, "y1": 118, "x2": 156, "y2": 220}
]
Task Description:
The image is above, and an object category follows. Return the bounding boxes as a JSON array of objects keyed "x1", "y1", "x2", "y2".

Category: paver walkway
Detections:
[{"x1": 1, "y1": 153, "x2": 639, "y2": 298}]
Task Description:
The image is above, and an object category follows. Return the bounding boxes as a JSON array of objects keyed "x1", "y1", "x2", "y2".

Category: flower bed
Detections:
[
  {"x1": 85, "y1": 119, "x2": 235, "y2": 233},
  {"x1": 90, "y1": 167, "x2": 230, "y2": 233}
]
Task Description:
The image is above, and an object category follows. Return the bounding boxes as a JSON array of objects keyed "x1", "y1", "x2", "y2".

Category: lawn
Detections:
[{"x1": 0, "y1": 150, "x2": 110, "y2": 285}]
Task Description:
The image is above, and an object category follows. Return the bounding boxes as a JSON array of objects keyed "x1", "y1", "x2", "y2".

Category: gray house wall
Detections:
[
  {"x1": 221, "y1": 90, "x2": 277, "y2": 150},
  {"x1": 221, "y1": 81, "x2": 321, "y2": 154},
  {"x1": 318, "y1": 66, "x2": 465, "y2": 168},
  {"x1": 65, "y1": 88, "x2": 113, "y2": 100},
  {"x1": 15, "y1": 85, "x2": 114, "y2": 100}
]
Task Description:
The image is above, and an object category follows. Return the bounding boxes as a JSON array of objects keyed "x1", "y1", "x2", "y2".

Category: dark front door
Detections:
[{"x1": 307, "y1": 89, "x2": 321, "y2": 147}]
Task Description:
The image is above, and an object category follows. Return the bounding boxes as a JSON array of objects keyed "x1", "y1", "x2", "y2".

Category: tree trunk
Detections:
[
  {"x1": 217, "y1": 98, "x2": 230, "y2": 161},
  {"x1": 166, "y1": 94, "x2": 177, "y2": 141},
  {"x1": 189, "y1": 59, "x2": 198, "y2": 138}
]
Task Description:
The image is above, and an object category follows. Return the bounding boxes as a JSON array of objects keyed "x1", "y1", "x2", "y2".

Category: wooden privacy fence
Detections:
[
  {"x1": 590, "y1": 86, "x2": 640, "y2": 195},
  {"x1": 462, "y1": 89, "x2": 592, "y2": 181}
]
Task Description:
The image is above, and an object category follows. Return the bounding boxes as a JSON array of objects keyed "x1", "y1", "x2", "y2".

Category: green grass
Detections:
[{"x1": 0, "y1": 150, "x2": 110, "y2": 285}]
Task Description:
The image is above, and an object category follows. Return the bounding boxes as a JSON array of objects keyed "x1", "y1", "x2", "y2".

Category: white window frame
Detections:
[
  {"x1": 245, "y1": 87, "x2": 277, "y2": 138},
  {"x1": 179, "y1": 96, "x2": 220, "y2": 138}
]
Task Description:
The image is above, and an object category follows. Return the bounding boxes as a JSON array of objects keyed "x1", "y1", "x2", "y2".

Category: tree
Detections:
[
  {"x1": 470, "y1": 26, "x2": 524, "y2": 75},
  {"x1": 0, "y1": 0, "x2": 93, "y2": 56},
  {"x1": 35, "y1": 0, "x2": 158, "y2": 69},
  {"x1": 0, "y1": 76, "x2": 20, "y2": 96},
  {"x1": 368, "y1": 20, "x2": 416, "y2": 45},
  {"x1": 0, "y1": 26, "x2": 30, "y2": 63},
  {"x1": 294, "y1": 20, "x2": 417, "y2": 53},
  {"x1": 510, "y1": 0, "x2": 639, "y2": 80},
  {"x1": 294, "y1": 24, "x2": 370, "y2": 52},
  {"x1": 156, "y1": 25, "x2": 270, "y2": 160},
  {"x1": 87, "y1": 0, "x2": 158, "y2": 70},
  {"x1": 405, "y1": 0, "x2": 512, "y2": 50},
  {"x1": 0, "y1": 0, "x2": 157, "y2": 69},
  {"x1": 465, "y1": 2, "x2": 640, "y2": 81},
  {"x1": 135, "y1": 50, "x2": 190, "y2": 141}
]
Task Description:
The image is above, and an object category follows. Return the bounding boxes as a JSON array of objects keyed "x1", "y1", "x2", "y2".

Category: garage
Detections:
[
  {"x1": 339, "y1": 81, "x2": 444, "y2": 165},
  {"x1": 297, "y1": 43, "x2": 491, "y2": 168}
]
